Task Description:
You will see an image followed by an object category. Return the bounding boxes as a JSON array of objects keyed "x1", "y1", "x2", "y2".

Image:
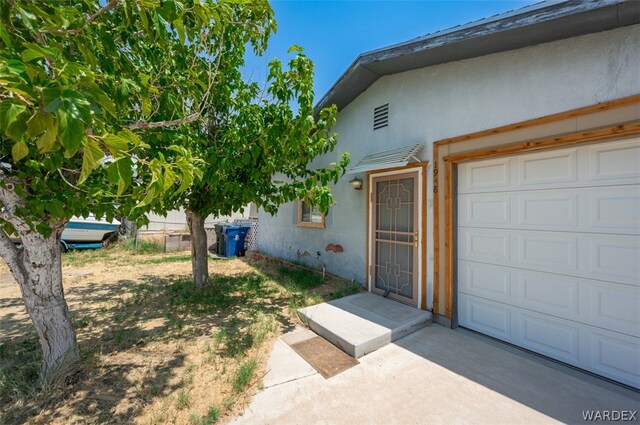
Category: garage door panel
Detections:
[
  {"x1": 590, "y1": 331, "x2": 640, "y2": 388},
  {"x1": 518, "y1": 149, "x2": 578, "y2": 187},
  {"x1": 588, "y1": 187, "x2": 640, "y2": 234},
  {"x1": 459, "y1": 158, "x2": 511, "y2": 194},
  {"x1": 587, "y1": 235, "x2": 640, "y2": 285},
  {"x1": 461, "y1": 187, "x2": 638, "y2": 234},
  {"x1": 517, "y1": 232, "x2": 578, "y2": 274},
  {"x1": 457, "y1": 137, "x2": 640, "y2": 388},
  {"x1": 459, "y1": 193, "x2": 510, "y2": 226},
  {"x1": 517, "y1": 272, "x2": 579, "y2": 320},
  {"x1": 461, "y1": 265, "x2": 638, "y2": 335},
  {"x1": 589, "y1": 139, "x2": 640, "y2": 183},
  {"x1": 459, "y1": 228, "x2": 511, "y2": 264},
  {"x1": 458, "y1": 294, "x2": 512, "y2": 340},
  {"x1": 590, "y1": 283, "x2": 640, "y2": 337},
  {"x1": 517, "y1": 191, "x2": 578, "y2": 228},
  {"x1": 458, "y1": 261, "x2": 511, "y2": 302},
  {"x1": 518, "y1": 311, "x2": 580, "y2": 364}
]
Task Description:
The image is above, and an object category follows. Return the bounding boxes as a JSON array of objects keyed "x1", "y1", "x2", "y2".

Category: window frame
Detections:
[{"x1": 296, "y1": 199, "x2": 325, "y2": 228}]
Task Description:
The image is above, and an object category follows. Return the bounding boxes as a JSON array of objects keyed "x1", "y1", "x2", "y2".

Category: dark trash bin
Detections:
[
  {"x1": 213, "y1": 223, "x2": 227, "y2": 255},
  {"x1": 223, "y1": 225, "x2": 250, "y2": 257}
]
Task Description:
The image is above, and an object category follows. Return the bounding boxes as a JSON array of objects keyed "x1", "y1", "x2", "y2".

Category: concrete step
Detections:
[{"x1": 298, "y1": 292, "x2": 432, "y2": 358}]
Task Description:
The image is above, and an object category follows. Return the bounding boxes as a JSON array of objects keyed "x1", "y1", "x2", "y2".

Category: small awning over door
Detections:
[{"x1": 346, "y1": 144, "x2": 423, "y2": 174}]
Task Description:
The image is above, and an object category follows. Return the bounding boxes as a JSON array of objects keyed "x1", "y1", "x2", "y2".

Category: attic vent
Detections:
[{"x1": 373, "y1": 103, "x2": 389, "y2": 130}]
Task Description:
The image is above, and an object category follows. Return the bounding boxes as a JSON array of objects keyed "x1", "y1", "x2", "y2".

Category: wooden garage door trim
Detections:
[
  {"x1": 432, "y1": 95, "x2": 640, "y2": 317},
  {"x1": 440, "y1": 121, "x2": 640, "y2": 320}
]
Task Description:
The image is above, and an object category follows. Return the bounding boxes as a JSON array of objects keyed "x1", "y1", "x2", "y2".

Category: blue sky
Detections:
[{"x1": 246, "y1": 1, "x2": 539, "y2": 100}]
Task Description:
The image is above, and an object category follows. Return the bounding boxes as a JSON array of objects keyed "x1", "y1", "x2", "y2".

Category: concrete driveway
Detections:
[{"x1": 235, "y1": 325, "x2": 639, "y2": 424}]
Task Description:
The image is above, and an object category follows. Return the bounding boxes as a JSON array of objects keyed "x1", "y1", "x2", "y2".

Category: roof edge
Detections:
[{"x1": 316, "y1": 0, "x2": 639, "y2": 114}]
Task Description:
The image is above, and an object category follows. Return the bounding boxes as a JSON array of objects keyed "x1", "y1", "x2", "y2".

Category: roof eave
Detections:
[{"x1": 315, "y1": 0, "x2": 640, "y2": 114}]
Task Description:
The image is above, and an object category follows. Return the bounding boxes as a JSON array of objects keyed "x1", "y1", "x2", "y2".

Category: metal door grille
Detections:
[{"x1": 371, "y1": 172, "x2": 418, "y2": 305}]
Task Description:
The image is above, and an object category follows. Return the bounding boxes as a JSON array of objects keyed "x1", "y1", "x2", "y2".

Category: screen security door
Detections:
[{"x1": 370, "y1": 171, "x2": 420, "y2": 306}]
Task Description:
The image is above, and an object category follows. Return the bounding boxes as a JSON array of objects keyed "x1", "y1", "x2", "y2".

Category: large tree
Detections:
[
  {"x1": 0, "y1": 0, "x2": 271, "y2": 383},
  {"x1": 180, "y1": 18, "x2": 349, "y2": 287}
]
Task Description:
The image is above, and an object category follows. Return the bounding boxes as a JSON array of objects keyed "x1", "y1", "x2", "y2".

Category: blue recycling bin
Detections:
[{"x1": 223, "y1": 225, "x2": 251, "y2": 257}]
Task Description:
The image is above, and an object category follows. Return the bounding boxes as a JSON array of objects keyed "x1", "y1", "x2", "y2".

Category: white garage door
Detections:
[{"x1": 457, "y1": 138, "x2": 640, "y2": 388}]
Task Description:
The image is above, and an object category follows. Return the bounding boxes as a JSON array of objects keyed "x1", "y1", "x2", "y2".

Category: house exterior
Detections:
[{"x1": 257, "y1": 0, "x2": 640, "y2": 389}]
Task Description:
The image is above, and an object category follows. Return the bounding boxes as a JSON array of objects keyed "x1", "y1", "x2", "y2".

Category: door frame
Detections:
[
  {"x1": 366, "y1": 162, "x2": 428, "y2": 310},
  {"x1": 440, "y1": 124, "x2": 640, "y2": 322},
  {"x1": 431, "y1": 96, "x2": 640, "y2": 320}
]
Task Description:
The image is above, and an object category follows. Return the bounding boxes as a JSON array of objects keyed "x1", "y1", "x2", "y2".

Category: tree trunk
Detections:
[
  {"x1": 120, "y1": 216, "x2": 137, "y2": 237},
  {"x1": 186, "y1": 209, "x2": 209, "y2": 288},
  {"x1": 0, "y1": 225, "x2": 79, "y2": 383}
]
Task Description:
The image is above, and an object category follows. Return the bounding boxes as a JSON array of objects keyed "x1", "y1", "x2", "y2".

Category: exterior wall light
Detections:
[{"x1": 349, "y1": 177, "x2": 363, "y2": 190}]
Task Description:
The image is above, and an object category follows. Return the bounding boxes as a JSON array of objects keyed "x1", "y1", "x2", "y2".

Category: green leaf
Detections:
[
  {"x1": 27, "y1": 111, "x2": 54, "y2": 137},
  {"x1": 21, "y1": 42, "x2": 60, "y2": 62},
  {"x1": 173, "y1": 18, "x2": 185, "y2": 44},
  {"x1": 103, "y1": 134, "x2": 129, "y2": 156},
  {"x1": 139, "y1": 73, "x2": 150, "y2": 88},
  {"x1": 0, "y1": 22, "x2": 12, "y2": 47},
  {"x1": 3, "y1": 59, "x2": 30, "y2": 83},
  {"x1": 45, "y1": 200, "x2": 65, "y2": 217},
  {"x1": 57, "y1": 110, "x2": 85, "y2": 154},
  {"x1": 107, "y1": 158, "x2": 134, "y2": 195},
  {"x1": 107, "y1": 161, "x2": 120, "y2": 185},
  {"x1": 141, "y1": 93, "x2": 151, "y2": 115},
  {"x1": 119, "y1": 129, "x2": 142, "y2": 146},
  {"x1": 0, "y1": 102, "x2": 26, "y2": 132},
  {"x1": 3, "y1": 86, "x2": 33, "y2": 102},
  {"x1": 43, "y1": 87, "x2": 91, "y2": 122},
  {"x1": 11, "y1": 142, "x2": 29, "y2": 162},
  {"x1": 78, "y1": 139, "x2": 105, "y2": 185},
  {"x1": 163, "y1": 167, "x2": 176, "y2": 191},
  {"x1": 176, "y1": 170, "x2": 193, "y2": 194},
  {"x1": 36, "y1": 124, "x2": 59, "y2": 153},
  {"x1": 287, "y1": 45, "x2": 303, "y2": 53},
  {"x1": 135, "y1": 186, "x2": 157, "y2": 210},
  {"x1": 6, "y1": 111, "x2": 28, "y2": 141},
  {"x1": 116, "y1": 159, "x2": 134, "y2": 195}
]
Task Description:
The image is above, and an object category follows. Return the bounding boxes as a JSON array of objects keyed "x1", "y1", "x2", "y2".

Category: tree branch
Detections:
[
  {"x1": 57, "y1": 169, "x2": 85, "y2": 192},
  {"x1": 126, "y1": 23, "x2": 228, "y2": 132},
  {"x1": 0, "y1": 225, "x2": 28, "y2": 289},
  {"x1": 87, "y1": 0, "x2": 120, "y2": 26},
  {"x1": 0, "y1": 91, "x2": 33, "y2": 107},
  {"x1": 126, "y1": 112, "x2": 200, "y2": 130},
  {"x1": 0, "y1": 175, "x2": 29, "y2": 233},
  {"x1": 39, "y1": 0, "x2": 121, "y2": 37},
  {"x1": 0, "y1": 228, "x2": 19, "y2": 269}
]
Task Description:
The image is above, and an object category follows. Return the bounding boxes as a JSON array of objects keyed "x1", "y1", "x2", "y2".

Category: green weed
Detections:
[
  {"x1": 175, "y1": 389, "x2": 191, "y2": 410},
  {"x1": 232, "y1": 359, "x2": 258, "y2": 392},
  {"x1": 142, "y1": 254, "x2": 192, "y2": 264},
  {"x1": 190, "y1": 405, "x2": 220, "y2": 425},
  {"x1": 329, "y1": 282, "x2": 361, "y2": 300},
  {"x1": 63, "y1": 249, "x2": 110, "y2": 266},
  {"x1": 0, "y1": 338, "x2": 41, "y2": 400},
  {"x1": 123, "y1": 238, "x2": 164, "y2": 254},
  {"x1": 149, "y1": 406, "x2": 169, "y2": 425},
  {"x1": 277, "y1": 266, "x2": 323, "y2": 292},
  {"x1": 249, "y1": 315, "x2": 276, "y2": 346}
]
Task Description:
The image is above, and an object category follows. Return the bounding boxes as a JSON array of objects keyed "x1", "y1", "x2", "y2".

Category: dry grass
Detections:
[{"x1": 0, "y1": 244, "x2": 361, "y2": 425}]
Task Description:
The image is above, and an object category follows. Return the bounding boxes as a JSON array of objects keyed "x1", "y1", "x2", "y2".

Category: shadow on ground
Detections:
[{"x1": 0, "y1": 261, "x2": 304, "y2": 425}]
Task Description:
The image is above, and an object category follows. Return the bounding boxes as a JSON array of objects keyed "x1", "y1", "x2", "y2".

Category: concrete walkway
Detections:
[{"x1": 235, "y1": 325, "x2": 639, "y2": 425}]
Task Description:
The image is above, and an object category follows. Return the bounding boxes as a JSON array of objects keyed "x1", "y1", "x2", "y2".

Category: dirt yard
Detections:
[{"x1": 0, "y1": 244, "x2": 360, "y2": 425}]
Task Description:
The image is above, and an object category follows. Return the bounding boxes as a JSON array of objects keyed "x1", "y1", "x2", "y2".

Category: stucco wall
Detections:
[{"x1": 258, "y1": 25, "x2": 640, "y2": 304}]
